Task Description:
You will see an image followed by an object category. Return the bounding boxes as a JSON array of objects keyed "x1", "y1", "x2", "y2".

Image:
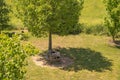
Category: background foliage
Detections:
[
  {"x1": 104, "y1": 0, "x2": 120, "y2": 41},
  {"x1": 0, "y1": 0, "x2": 11, "y2": 32}
]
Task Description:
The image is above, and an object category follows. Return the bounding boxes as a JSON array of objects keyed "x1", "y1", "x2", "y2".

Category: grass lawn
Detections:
[
  {"x1": 80, "y1": 0, "x2": 106, "y2": 25},
  {"x1": 26, "y1": 34, "x2": 120, "y2": 80}
]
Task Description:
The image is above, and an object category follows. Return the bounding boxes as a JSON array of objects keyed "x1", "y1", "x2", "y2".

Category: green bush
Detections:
[
  {"x1": 1, "y1": 31, "x2": 30, "y2": 41},
  {"x1": 19, "y1": 32, "x2": 30, "y2": 41},
  {"x1": 1, "y1": 31, "x2": 15, "y2": 37},
  {"x1": 68, "y1": 24, "x2": 84, "y2": 35},
  {"x1": 84, "y1": 24, "x2": 108, "y2": 35},
  {"x1": 0, "y1": 34, "x2": 39, "y2": 80}
]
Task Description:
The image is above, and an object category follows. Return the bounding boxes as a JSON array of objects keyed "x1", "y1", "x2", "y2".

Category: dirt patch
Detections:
[{"x1": 32, "y1": 55, "x2": 74, "y2": 69}]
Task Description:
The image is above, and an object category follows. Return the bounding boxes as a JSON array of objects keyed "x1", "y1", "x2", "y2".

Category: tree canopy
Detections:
[
  {"x1": 13, "y1": 0, "x2": 84, "y2": 36},
  {"x1": 104, "y1": 0, "x2": 120, "y2": 41}
]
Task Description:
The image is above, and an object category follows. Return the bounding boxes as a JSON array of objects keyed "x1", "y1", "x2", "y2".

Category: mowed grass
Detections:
[
  {"x1": 80, "y1": 0, "x2": 106, "y2": 25},
  {"x1": 26, "y1": 34, "x2": 120, "y2": 80}
]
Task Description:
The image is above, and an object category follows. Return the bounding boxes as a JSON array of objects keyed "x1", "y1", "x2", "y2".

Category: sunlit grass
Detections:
[{"x1": 80, "y1": 0, "x2": 106, "y2": 25}]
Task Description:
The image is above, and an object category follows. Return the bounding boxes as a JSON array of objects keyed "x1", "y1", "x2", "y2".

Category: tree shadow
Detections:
[
  {"x1": 59, "y1": 48, "x2": 112, "y2": 72},
  {"x1": 115, "y1": 45, "x2": 120, "y2": 49},
  {"x1": 109, "y1": 40, "x2": 120, "y2": 49},
  {"x1": 114, "y1": 40, "x2": 120, "y2": 49}
]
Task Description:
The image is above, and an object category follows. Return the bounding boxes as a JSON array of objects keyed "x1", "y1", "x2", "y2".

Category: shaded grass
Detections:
[{"x1": 60, "y1": 48, "x2": 112, "y2": 72}]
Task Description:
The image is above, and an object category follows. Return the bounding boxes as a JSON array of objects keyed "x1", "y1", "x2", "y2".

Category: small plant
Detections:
[{"x1": 0, "y1": 34, "x2": 39, "y2": 80}]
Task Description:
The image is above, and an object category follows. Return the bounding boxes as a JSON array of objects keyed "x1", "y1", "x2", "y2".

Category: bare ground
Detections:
[{"x1": 32, "y1": 55, "x2": 74, "y2": 69}]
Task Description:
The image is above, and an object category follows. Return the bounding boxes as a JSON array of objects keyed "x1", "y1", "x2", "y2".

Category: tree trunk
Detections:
[
  {"x1": 112, "y1": 35, "x2": 115, "y2": 42},
  {"x1": 48, "y1": 30, "x2": 52, "y2": 58}
]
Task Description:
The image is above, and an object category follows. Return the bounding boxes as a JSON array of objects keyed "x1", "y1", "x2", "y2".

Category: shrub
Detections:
[
  {"x1": 84, "y1": 24, "x2": 108, "y2": 35},
  {"x1": 1, "y1": 31, "x2": 15, "y2": 37},
  {"x1": 1, "y1": 31, "x2": 30, "y2": 41},
  {"x1": 19, "y1": 32, "x2": 30, "y2": 41},
  {"x1": 0, "y1": 34, "x2": 39, "y2": 80},
  {"x1": 68, "y1": 23, "x2": 84, "y2": 35}
]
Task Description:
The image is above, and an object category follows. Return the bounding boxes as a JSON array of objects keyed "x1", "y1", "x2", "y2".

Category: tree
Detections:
[
  {"x1": 0, "y1": 0, "x2": 10, "y2": 32},
  {"x1": 104, "y1": 0, "x2": 120, "y2": 41},
  {"x1": 13, "y1": 0, "x2": 84, "y2": 58}
]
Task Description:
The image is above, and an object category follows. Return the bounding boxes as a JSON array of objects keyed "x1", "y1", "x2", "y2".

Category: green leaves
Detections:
[
  {"x1": 0, "y1": 34, "x2": 39, "y2": 80},
  {"x1": 13, "y1": 0, "x2": 84, "y2": 36},
  {"x1": 12, "y1": 0, "x2": 84, "y2": 54},
  {"x1": 104, "y1": 0, "x2": 120, "y2": 41}
]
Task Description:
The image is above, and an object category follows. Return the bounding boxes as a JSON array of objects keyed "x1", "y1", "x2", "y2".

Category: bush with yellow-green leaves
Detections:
[{"x1": 0, "y1": 34, "x2": 39, "y2": 80}]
